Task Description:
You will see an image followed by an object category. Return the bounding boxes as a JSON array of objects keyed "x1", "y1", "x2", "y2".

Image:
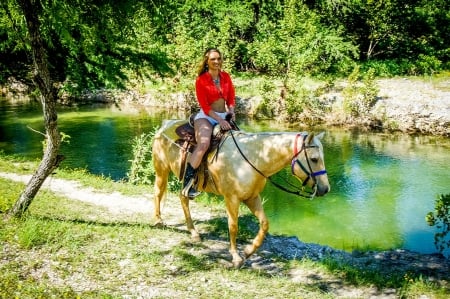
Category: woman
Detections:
[{"x1": 182, "y1": 48, "x2": 236, "y2": 198}]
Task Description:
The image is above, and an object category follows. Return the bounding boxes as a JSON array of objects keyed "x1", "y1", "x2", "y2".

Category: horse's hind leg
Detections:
[
  {"x1": 153, "y1": 165, "x2": 168, "y2": 226},
  {"x1": 243, "y1": 195, "x2": 269, "y2": 258},
  {"x1": 152, "y1": 140, "x2": 170, "y2": 226}
]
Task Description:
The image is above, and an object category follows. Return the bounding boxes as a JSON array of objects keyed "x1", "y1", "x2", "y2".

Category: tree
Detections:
[
  {"x1": 250, "y1": 0, "x2": 357, "y2": 78},
  {"x1": 8, "y1": 0, "x2": 64, "y2": 217}
]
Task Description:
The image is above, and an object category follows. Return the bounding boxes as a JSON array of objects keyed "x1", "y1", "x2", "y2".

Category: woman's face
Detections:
[{"x1": 206, "y1": 51, "x2": 222, "y2": 72}]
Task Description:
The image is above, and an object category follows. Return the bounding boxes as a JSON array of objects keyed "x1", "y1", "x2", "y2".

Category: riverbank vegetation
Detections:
[
  {"x1": 2, "y1": 1, "x2": 449, "y2": 137},
  {"x1": 1, "y1": 0, "x2": 449, "y2": 96},
  {"x1": 1, "y1": 153, "x2": 449, "y2": 298}
]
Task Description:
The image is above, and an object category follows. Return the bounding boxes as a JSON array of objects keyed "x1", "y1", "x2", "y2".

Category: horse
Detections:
[{"x1": 151, "y1": 119, "x2": 330, "y2": 268}]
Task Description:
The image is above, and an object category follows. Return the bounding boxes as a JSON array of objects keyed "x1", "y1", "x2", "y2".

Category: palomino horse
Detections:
[{"x1": 152, "y1": 120, "x2": 330, "y2": 267}]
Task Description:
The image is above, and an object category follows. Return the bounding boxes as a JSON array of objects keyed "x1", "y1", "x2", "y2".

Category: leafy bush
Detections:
[
  {"x1": 284, "y1": 85, "x2": 319, "y2": 122},
  {"x1": 254, "y1": 79, "x2": 279, "y2": 118},
  {"x1": 411, "y1": 54, "x2": 442, "y2": 76},
  {"x1": 361, "y1": 59, "x2": 409, "y2": 77},
  {"x1": 250, "y1": 0, "x2": 357, "y2": 78},
  {"x1": 127, "y1": 128, "x2": 181, "y2": 192},
  {"x1": 127, "y1": 131, "x2": 156, "y2": 185},
  {"x1": 343, "y1": 66, "x2": 378, "y2": 117},
  {"x1": 426, "y1": 193, "x2": 450, "y2": 255}
]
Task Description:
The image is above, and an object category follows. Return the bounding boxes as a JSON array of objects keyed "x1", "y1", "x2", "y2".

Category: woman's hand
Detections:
[
  {"x1": 228, "y1": 108, "x2": 235, "y2": 121},
  {"x1": 219, "y1": 118, "x2": 232, "y2": 131}
]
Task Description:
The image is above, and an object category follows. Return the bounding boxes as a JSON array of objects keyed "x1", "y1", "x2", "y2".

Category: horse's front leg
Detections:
[
  {"x1": 243, "y1": 195, "x2": 269, "y2": 258},
  {"x1": 180, "y1": 194, "x2": 201, "y2": 242},
  {"x1": 225, "y1": 198, "x2": 244, "y2": 268}
]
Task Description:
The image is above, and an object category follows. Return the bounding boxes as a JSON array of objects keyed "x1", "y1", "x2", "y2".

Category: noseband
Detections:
[{"x1": 290, "y1": 133, "x2": 327, "y2": 192}]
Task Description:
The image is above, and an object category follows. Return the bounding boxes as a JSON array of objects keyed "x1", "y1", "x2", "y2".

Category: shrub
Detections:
[
  {"x1": 411, "y1": 54, "x2": 442, "y2": 76},
  {"x1": 342, "y1": 66, "x2": 378, "y2": 117},
  {"x1": 254, "y1": 79, "x2": 279, "y2": 118},
  {"x1": 426, "y1": 193, "x2": 450, "y2": 255},
  {"x1": 127, "y1": 128, "x2": 181, "y2": 192},
  {"x1": 127, "y1": 130, "x2": 156, "y2": 185}
]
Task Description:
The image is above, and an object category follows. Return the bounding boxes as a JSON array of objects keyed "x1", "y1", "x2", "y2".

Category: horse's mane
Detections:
[{"x1": 232, "y1": 130, "x2": 307, "y2": 137}]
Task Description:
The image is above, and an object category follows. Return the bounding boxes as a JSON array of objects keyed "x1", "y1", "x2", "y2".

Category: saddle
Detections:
[{"x1": 174, "y1": 113, "x2": 239, "y2": 185}]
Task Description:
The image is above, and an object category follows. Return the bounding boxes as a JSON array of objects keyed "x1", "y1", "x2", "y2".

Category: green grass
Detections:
[{"x1": 1, "y1": 153, "x2": 449, "y2": 298}]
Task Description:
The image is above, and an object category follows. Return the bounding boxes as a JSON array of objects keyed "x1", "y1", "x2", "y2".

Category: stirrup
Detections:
[
  {"x1": 182, "y1": 178, "x2": 200, "y2": 198},
  {"x1": 187, "y1": 187, "x2": 201, "y2": 198}
]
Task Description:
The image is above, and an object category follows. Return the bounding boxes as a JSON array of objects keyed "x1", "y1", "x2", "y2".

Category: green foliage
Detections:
[
  {"x1": 426, "y1": 193, "x2": 450, "y2": 255},
  {"x1": 41, "y1": 131, "x2": 70, "y2": 153},
  {"x1": 126, "y1": 127, "x2": 181, "y2": 191},
  {"x1": 0, "y1": 178, "x2": 23, "y2": 213},
  {"x1": 1, "y1": 0, "x2": 172, "y2": 92},
  {"x1": 412, "y1": 54, "x2": 442, "y2": 76},
  {"x1": 1, "y1": 0, "x2": 449, "y2": 92},
  {"x1": 284, "y1": 87, "x2": 312, "y2": 120},
  {"x1": 255, "y1": 79, "x2": 279, "y2": 118},
  {"x1": 342, "y1": 66, "x2": 378, "y2": 117},
  {"x1": 309, "y1": 0, "x2": 450, "y2": 75},
  {"x1": 250, "y1": 0, "x2": 357, "y2": 79},
  {"x1": 167, "y1": 0, "x2": 255, "y2": 77},
  {"x1": 127, "y1": 130, "x2": 156, "y2": 185},
  {"x1": 360, "y1": 59, "x2": 413, "y2": 77}
]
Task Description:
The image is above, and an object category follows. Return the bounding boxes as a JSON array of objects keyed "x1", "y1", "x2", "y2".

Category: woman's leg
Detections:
[
  {"x1": 190, "y1": 118, "x2": 213, "y2": 168},
  {"x1": 182, "y1": 118, "x2": 213, "y2": 197}
]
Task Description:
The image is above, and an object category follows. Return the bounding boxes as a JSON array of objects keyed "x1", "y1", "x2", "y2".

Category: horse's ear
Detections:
[
  {"x1": 316, "y1": 132, "x2": 325, "y2": 140},
  {"x1": 305, "y1": 132, "x2": 315, "y2": 144}
]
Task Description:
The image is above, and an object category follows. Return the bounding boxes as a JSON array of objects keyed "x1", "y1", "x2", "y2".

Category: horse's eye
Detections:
[{"x1": 311, "y1": 158, "x2": 318, "y2": 163}]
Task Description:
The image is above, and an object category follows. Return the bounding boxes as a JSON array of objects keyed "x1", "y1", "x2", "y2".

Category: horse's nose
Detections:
[{"x1": 317, "y1": 184, "x2": 330, "y2": 196}]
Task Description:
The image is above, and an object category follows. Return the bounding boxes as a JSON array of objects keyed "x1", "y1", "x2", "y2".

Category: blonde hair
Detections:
[{"x1": 197, "y1": 48, "x2": 222, "y2": 76}]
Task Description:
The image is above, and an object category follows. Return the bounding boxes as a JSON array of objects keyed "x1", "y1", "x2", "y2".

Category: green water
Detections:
[{"x1": 1, "y1": 99, "x2": 449, "y2": 256}]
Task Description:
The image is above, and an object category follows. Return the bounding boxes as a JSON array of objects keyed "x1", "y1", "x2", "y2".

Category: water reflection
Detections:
[
  {"x1": 1, "y1": 99, "x2": 449, "y2": 255},
  {"x1": 256, "y1": 126, "x2": 449, "y2": 254}
]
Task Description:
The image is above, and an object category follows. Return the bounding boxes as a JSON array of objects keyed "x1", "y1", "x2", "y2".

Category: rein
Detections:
[{"x1": 229, "y1": 130, "x2": 323, "y2": 199}]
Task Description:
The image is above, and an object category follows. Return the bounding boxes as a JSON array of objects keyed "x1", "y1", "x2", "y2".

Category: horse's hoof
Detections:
[
  {"x1": 244, "y1": 244, "x2": 257, "y2": 258},
  {"x1": 153, "y1": 220, "x2": 165, "y2": 228},
  {"x1": 232, "y1": 258, "x2": 245, "y2": 269},
  {"x1": 191, "y1": 234, "x2": 202, "y2": 243},
  {"x1": 231, "y1": 253, "x2": 245, "y2": 268}
]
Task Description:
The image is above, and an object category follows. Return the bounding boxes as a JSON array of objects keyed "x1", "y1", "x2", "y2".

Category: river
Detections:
[{"x1": 1, "y1": 98, "x2": 449, "y2": 256}]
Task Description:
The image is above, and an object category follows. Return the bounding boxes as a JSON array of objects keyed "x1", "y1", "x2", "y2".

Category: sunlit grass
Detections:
[
  {"x1": 1, "y1": 153, "x2": 448, "y2": 298},
  {"x1": 0, "y1": 185, "x2": 321, "y2": 298}
]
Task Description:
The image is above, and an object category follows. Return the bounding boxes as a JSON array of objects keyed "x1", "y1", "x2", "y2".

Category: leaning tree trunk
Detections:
[{"x1": 9, "y1": 0, "x2": 64, "y2": 217}]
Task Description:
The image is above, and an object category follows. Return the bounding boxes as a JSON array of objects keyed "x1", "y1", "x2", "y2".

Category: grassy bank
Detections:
[{"x1": 0, "y1": 153, "x2": 448, "y2": 298}]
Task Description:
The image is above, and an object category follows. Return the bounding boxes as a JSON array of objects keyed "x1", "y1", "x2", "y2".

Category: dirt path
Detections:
[
  {"x1": 2, "y1": 172, "x2": 449, "y2": 298},
  {"x1": 0, "y1": 172, "x2": 212, "y2": 225}
]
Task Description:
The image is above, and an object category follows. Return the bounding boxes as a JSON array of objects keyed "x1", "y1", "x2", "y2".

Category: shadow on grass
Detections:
[
  {"x1": 196, "y1": 214, "x2": 449, "y2": 289},
  {"x1": 19, "y1": 212, "x2": 450, "y2": 291}
]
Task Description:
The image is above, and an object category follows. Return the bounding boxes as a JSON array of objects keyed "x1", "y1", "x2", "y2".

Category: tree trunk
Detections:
[{"x1": 9, "y1": 0, "x2": 64, "y2": 217}]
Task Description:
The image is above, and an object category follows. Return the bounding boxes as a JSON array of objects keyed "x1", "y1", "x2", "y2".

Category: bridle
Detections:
[
  {"x1": 291, "y1": 133, "x2": 328, "y2": 189},
  {"x1": 229, "y1": 131, "x2": 327, "y2": 199}
]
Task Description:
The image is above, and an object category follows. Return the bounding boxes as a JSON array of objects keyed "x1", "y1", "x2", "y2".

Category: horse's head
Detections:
[{"x1": 291, "y1": 132, "x2": 330, "y2": 197}]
